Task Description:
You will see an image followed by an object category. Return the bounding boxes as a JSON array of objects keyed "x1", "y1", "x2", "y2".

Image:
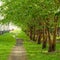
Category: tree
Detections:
[{"x1": 1, "y1": 0, "x2": 60, "y2": 52}]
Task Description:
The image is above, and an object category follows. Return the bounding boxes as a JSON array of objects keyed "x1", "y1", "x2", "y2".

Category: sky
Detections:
[
  {"x1": 0, "y1": 1, "x2": 3, "y2": 6},
  {"x1": 0, "y1": 1, "x2": 4, "y2": 20},
  {"x1": 0, "y1": 1, "x2": 21, "y2": 31}
]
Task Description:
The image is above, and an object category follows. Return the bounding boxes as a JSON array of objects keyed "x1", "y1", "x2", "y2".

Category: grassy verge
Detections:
[
  {"x1": 10, "y1": 30, "x2": 60, "y2": 60},
  {"x1": 24, "y1": 41, "x2": 60, "y2": 60},
  {"x1": 0, "y1": 33, "x2": 16, "y2": 60},
  {"x1": 16, "y1": 30, "x2": 60, "y2": 60}
]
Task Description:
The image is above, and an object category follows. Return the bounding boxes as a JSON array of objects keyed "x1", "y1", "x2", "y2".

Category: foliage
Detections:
[{"x1": 0, "y1": 0, "x2": 60, "y2": 29}]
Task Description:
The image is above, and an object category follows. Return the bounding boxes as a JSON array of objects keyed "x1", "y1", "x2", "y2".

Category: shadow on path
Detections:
[{"x1": 8, "y1": 38, "x2": 27, "y2": 60}]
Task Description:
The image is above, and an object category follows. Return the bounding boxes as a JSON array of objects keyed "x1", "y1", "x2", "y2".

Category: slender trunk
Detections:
[
  {"x1": 28, "y1": 31, "x2": 30, "y2": 36},
  {"x1": 52, "y1": 15, "x2": 58, "y2": 51},
  {"x1": 30, "y1": 26, "x2": 33, "y2": 40},
  {"x1": 42, "y1": 24, "x2": 47, "y2": 49},
  {"x1": 52, "y1": 29, "x2": 56, "y2": 51},
  {"x1": 33, "y1": 26, "x2": 36, "y2": 41},
  {"x1": 47, "y1": 28, "x2": 53, "y2": 52},
  {"x1": 37, "y1": 30, "x2": 41, "y2": 44},
  {"x1": 45, "y1": 17, "x2": 53, "y2": 52}
]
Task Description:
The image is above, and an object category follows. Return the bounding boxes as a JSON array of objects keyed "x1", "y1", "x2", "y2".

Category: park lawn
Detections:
[
  {"x1": 11, "y1": 30, "x2": 60, "y2": 60},
  {"x1": 16, "y1": 31, "x2": 60, "y2": 60},
  {"x1": 24, "y1": 41, "x2": 60, "y2": 60},
  {"x1": 0, "y1": 33, "x2": 16, "y2": 60}
]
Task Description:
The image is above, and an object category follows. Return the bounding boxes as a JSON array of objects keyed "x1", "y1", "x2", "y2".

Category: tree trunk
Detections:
[
  {"x1": 37, "y1": 30, "x2": 41, "y2": 44},
  {"x1": 45, "y1": 17, "x2": 53, "y2": 52},
  {"x1": 47, "y1": 28, "x2": 53, "y2": 52},
  {"x1": 42, "y1": 24, "x2": 47, "y2": 49},
  {"x1": 52, "y1": 29, "x2": 56, "y2": 51},
  {"x1": 52, "y1": 15, "x2": 58, "y2": 51},
  {"x1": 30, "y1": 26, "x2": 33, "y2": 40},
  {"x1": 33, "y1": 26, "x2": 36, "y2": 41}
]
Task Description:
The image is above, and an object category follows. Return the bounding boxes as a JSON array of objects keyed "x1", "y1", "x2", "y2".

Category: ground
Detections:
[
  {"x1": 0, "y1": 30, "x2": 60, "y2": 60},
  {"x1": 0, "y1": 33, "x2": 16, "y2": 60},
  {"x1": 8, "y1": 39, "x2": 27, "y2": 60}
]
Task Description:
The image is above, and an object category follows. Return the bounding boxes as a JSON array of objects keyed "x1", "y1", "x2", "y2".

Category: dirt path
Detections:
[{"x1": 8, "y1": 39, "x2": 27, "y2": 60}]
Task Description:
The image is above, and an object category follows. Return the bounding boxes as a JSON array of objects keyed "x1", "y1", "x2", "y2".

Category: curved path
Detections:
[{"x1": 8, "y1": 39, "x2": 27, "y2": 60}]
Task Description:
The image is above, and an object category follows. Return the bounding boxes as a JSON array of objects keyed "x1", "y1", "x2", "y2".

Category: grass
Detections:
[
  {"x1": 56, "y1": 36, "x2": 60, "y2": 40},
  {"x1": 24, "y1": 41, "x2": 60, "y2": 60},
  {"x1": 0, "y1": 33, "x2": 16, "y2": 60},
  {"x1": 15, "y1": 30, "x2": 60, "y2": 60},
  {"x1": 0, "y1": 29, "x2": 60, "y2": 60}
]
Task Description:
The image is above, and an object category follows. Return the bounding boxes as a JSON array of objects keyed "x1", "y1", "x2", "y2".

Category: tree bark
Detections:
[
  {"x1": 30, "y1": 26, "x2": 33, "y2": 40},
  {"x1": 42, "y1": 24, "x2": 47, "y2": 49},
  {"x1": 47, "y1": 28, "x2": 53, "y2": 52},
  {"x1": 33, "y1": 26, "x2": 36, "y2": 41},
  {"x1": 52, "y1": 15, "x2": 58, "y2": 51},
  {"x1": 37, "y1": 30, "x2": 41, "y2": 44},
  {"x1": 52, "y1": 29, "x2": 56, "y2": 51},
  {"x1": 45, "y1": 17, "x2": 53, "y2": 52}
]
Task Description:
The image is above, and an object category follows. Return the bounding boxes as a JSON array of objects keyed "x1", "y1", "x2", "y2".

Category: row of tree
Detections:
[
  {"x1": 23, "y1": 13, "x2": 59, "y2": 52},
  {"x1": 0, "y1": 0, "x2": 60, "y2": 52}
]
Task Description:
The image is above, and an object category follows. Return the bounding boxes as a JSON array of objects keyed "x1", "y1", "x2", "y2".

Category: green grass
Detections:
[
  {"x1": 24, "y1": 41, "x2": 60, "y2": 60},
  {"x1": 0, "y1": 33, "x2": 16, "y2": 60},
  {"x1": 0, "y1": 29, "x2": 60, "y2": 60},
  {"x1": 56, "y1": 36, "x2": 60, "y2": 40},
  {"x1": 15, "y1": 30, "x2": 60, "y2": 60},
  {"x1": 3, "y1": 29, "x2": 60, "y2": 60}
]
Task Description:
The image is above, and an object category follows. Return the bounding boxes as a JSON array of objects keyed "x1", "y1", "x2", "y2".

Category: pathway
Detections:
[{"x1": 8, "y1": 39, "x2": 27, "y2": 60}]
